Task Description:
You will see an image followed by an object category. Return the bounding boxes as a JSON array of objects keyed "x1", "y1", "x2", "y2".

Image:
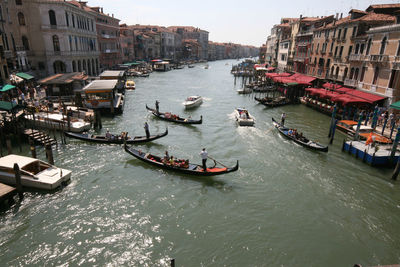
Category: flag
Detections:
[{"x1": 366, "y1": 132, "x2": 373, "y2": 145}]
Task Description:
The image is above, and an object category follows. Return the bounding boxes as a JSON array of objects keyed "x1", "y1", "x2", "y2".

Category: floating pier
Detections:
[
  {"x1": 0, "y1": 183, "x2": 17, "y2": 205},
  {"x1": 342, "y1": 140, "x2": 400, "y2": 166}
]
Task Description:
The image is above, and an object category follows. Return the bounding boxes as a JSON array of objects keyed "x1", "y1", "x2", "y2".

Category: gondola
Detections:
[
  {"x1": 272, "y1": 118, "x2": 328, "y2": 152},
  {"x1": 258, "y1": 96, "x2": 291, "y2": 107},
  {"x1": 146, "y1": 104, "x2": 202, "y2": 124},
  {"x1": 64, "y1": 128, "x2": 168, "y2": 144},
  {"x1": 254, "y1": 96, "x2": 274, "y2": 104},
  {"x1": 124, "y1": 145, "x2": 239, "y2": 176}
]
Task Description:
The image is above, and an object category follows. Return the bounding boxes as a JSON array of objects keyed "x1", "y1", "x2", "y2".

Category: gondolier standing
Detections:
[
  {"x1": 144, "y1": 122, "x2": 150, "y2": 139},
  {"x1": 155, "y1": 100, "x2": 160, "y2": 114},
  {"x1": 200, "y1": 148, "x2": 208, "y2": 171},
  {"x1": 281, "y1": 112, "x2": 286, "y2": 126}
]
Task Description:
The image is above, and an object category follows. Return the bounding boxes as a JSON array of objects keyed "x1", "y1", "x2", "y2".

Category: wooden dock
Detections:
[
  {"x1": 24, "y1": 129, "x2": 57, "y2": 146},
  {"x1": 0, "y1": 183, "x2": 17, "y2": 205}
]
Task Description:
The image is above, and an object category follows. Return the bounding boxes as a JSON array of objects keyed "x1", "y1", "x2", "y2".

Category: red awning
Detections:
[
  {"x1": 335, "y1": 96, "x2": 371, "y2": 105},
  {"x1": 294, "y1": 74, "x2": 316, "y2": 84},
  {"x1": 335, "y1": 87, "x2": 354, "y2": 93},
  {"x1": 266, "y1": 67, "x2": 275, "y2": 71},
  {"x1": 265, "y1": 72, "x2": 291, "y2": 78},
  {"x1": 305, "y1": 88, "x2": 323, "y2": 96},
  {"x1": 345, "y1": 90, "x2": 385, "y2": 103},
  {"x1": 322, "y1": 82, "x2": 342, "y2": 90}
]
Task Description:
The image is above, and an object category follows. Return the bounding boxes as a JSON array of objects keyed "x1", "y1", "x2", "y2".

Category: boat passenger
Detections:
[
  {"x1": 105, "y1": 129, "x2": 111, "y2": 140},
  {"x1": 169, "y1": 156, "x2": 175, "y2": 165},
  {"x1": 155, "y1": 100, "x2": 160, "y2": 114},
  {"x1": 288, "y1": 129, "x2": 293, "y2": 136},
  {"x1": 163, "y1": 151, "x2": 170, "y2": 164}
]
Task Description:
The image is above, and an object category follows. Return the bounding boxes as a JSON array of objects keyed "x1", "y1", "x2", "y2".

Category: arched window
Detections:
[
  {"x1": 18, "y1": 12, "x2": 25, "y2": 25},
  {"x1": 22, "y1": 36, "x2": 29, "y2": 50},
  {"x1": 78, "y1": 60, "x2": 82, "y2": 72},
  {"x1": 91, "y1": 58, "x2": 95, "y2": 75},
  {"x1": 52, "y1": 35, "x2": 60, "y2": 51},
  {"x1": 49, "y1": 10, "x2": 57, "y2": 26},
  {"x1": 53, "y1": 61, "x2": 66, "y2": 74},
  {"x1": 335, "y1": 66, "x2": 340, "y2": 78},
  {"x1": 360, "y1": 43, "x2": 365, "y2": 54},
  {"x1": 350, "y1": 68, "x2": 355, "y2": 79},
  {"x1": 373, "y1": 67, "x2": 379, "y2": 84},
  {"x1": 354, "y1": 68, "x2": 359, "y2": 80},
  {"x1": 366, "y1": 39, "x2": 372, "y2": 55},
  {"x1": 343, "y1": 67, "x2": 348, "y2": 81},
  {"x1": 87, "y1": 59, "x2": 91, "y2": 75},
  {"x1": 331, "y1": 66, "x2": 334, "y2": 75},
  {"x1": 82, "y1": 60, "x2": 86, "y2": 72},
  {"x1": 326, "y1": 58, "x2": 330, "y2": 68},
  {"x1": 355, "y1": 44, "x2": 360, "y2": 54},
  {"x1": 379, "y1": 36, "x2": 387, "y2": 55},
  {"x1": 72, "y1": 61, "x2": 76, "y2": 72},
  {"x1": 15, "y1": 0, "x2": 22, "y2": 5}
]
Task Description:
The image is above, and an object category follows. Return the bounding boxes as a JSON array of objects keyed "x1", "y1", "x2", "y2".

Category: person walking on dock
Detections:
[
  {"x1": 281, "y1": 112, "x2": 286, "y2": 126},
  {"x1": 144, "y1": 122, "x2": 150, "y2": 139},
  {"x1": 200, "y1": 148, "x2": 208, "y2": 171},
  {"x1": 155, "y1": 100, "x2": 160, "y2": 114}
]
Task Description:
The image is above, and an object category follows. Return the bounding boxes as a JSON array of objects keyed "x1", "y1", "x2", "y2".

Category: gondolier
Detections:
[
  {"x1": 155, "y1": 100, "x2": 160, "y2": 114},
  {"x1": 144, "y1": 122, "x2": 150, "y2": 139},
  {"x1": 200, "y1": 148, "x2": 208, "y2": 171},
  {"x1": 281, "y1": 112, "x2": 286, "y2": 126}
]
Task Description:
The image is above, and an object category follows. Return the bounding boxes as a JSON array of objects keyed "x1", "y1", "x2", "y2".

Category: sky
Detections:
[{"x1": 86, "y1": 0, "x2": 400, "y2": 47}]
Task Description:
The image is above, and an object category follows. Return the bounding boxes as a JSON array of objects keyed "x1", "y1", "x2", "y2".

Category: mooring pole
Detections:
[{"x1": 13, "y1": 163, "x2": 24, "y2": 200}]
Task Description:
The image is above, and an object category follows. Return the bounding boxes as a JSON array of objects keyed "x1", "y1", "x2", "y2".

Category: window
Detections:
[
  {"x1": 342, "y1": 28, "x2": 347, "y2": 39},
  {"x1": 18, "y1": 12, "x2": 25, "y2": 25},
  {"x1": 397, "y1": 41, "x2": 400, "y2": 56},
  {"x1": 339, "y1": 46, "x2": 343, "y2": 57},
  {"x1": 354, "y1": 68, "x2": 359, "y2": 80},
  {"x1": 366, "y1": 39, "x2": 372, "y2": 55},
  {"x1": 49, "y1": 10, "x2": 57, "y2": 26},
  {"x1": 379, "y1": 36, "x2": 387, "y2": 55},
  {"x1": 389, "y1": 70, "x2": 397, "y2": 88},
  {"x1": 330, "y1": 42, "x2": 334, "y2": 52},
  {"x1": 337, "y1": 29, "x2": 342, "y2": 39},
  {"x1": 72, "y1": 61, "x2": 76, "y2": 72},
  {"x1": 326, "y1": 58, "x2": 330, "y2": 68},
  {"x1": 360, "y1": 44, "x2": 365, "y2": 54},
  {"x1": 52, "y1": 35, "x2": 60, "y2": 51},
  {"x1": 352, "y1": 26, "x2": 357, "y2": 37},
  {"x1": 373, "y1": 67, "x2": 379, "y2": 84},
  {"x1": 15, "y1": 0, "x2": 22, "y2": 5},
  {"x1": 22, "y1": 35, "x2": 29, "y2": 50},
  {"x1": 334, "y1": 46, "x2": 338, "y2": 56},
  {"x1": 360, "y1": 67, "x2": 366, "y2": 82},
  {"x1": 355, "y1": 44, "x2": 360, "y2": 54},
  {"x1": 65, "y1": 12, "x2": 69, "y2": 27},
  {"x1": 72, "y1": 14, "x2": 75, "y2": 28},
  {"x1": 69, "y1": 36, "x2": 72, "y2": 51},
  {"x1": 348, "y1": 46, "x2": 352, "y2": 56},
  {"x1": 316, "y1": 43, "x2": 319, "y2": 53},
  {"x1": 350, "y1": 68, "x2": 354, "y2": 79}
]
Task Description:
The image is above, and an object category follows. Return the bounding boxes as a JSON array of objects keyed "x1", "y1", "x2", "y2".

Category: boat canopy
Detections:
[
  {"x1": 83, "y1": 80, "x2": 118, "y2": 93},
  {"x1": 0, "y1": 154, "x2": 38, "y2": 169}
]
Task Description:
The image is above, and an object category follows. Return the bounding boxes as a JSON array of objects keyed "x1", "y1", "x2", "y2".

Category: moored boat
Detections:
[
  {"x1": 237, "y1": 87, "x2": 252, "y2": 94},
  {"x1": 125, "y1": 80, "x2": 135, "y2": 90},
  {"x1": 64, "y1": 128, "x2": 168, "y2": 144},
  {"x1": 261, "y1": 96, "x2": 290, "y2": 107},
  {"x1": 235, "y1": 108, "x2": 255, "y2": 126},
  {"x1": 183, "y1": 96, "x2": 203, "y2": 109},
  {"x1": 24, "y1": 112, "x2": 91, "y2": 133},
  {"x1": 124, "y1": 146, "x2": 239, "y2": 176},
  {"x1": 272, "y1": 118, "x2": 328, "y2": 152},
  {"x1": 146, "y1": 105, "x2": 202, "y2": 124},
  {"x1": 0, "y1": 154, "x2": 72, "y2": 190}
]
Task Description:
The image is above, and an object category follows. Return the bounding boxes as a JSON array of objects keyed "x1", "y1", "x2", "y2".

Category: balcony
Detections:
[
  {"x1": 348, "y1": 54, "x2": 365, "y2": 62},
  {"x1": 3, "y1": 50, "x2": 13, "y2": 59},
  {"x1": 394, "y1": 56, "x2": 400, "y2": 62},
  {"x1": 294, "y1": 56, "x2": 306, "y2": 62},
  {"x1": 333, "y1": 56, "x2": 342, "y2": 63},
  {"x1": 344, "y1": 78, "x2": 357, "y2": 87},
  {"x1": 320, "y1": 50, "x2": 326, "y2": 55},
  {"x1": 393, "y1": 62, "x2": 400, "y2": 70},
  {"x1": 369, "y1": 54, "x2": 389, "y2": 63}
]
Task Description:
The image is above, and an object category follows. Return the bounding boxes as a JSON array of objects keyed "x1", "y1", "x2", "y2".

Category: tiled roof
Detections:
[{"x1": 367, "y1": 4, "x2": 400, "y2": 11}]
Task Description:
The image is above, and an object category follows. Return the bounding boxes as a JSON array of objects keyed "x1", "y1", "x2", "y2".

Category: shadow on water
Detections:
[{"x1": 124, "y1": 159, "x2": 227, "y2": 188}]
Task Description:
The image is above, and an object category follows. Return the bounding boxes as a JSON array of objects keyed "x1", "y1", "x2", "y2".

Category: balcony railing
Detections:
[
  {"x1": 333, "y1": 56, "x2": 342, "y2": 63},
  {"x1": 348, "y1": 54, "x2": 365, "y2": 61},
  {"x1": 369, "y1": 54, "x2": 389, "y2": 63},
  {"x1": 344, "y1": 78, "x2": 357, "y2": 87},
  {"x1": 394, "y1": 56, "x2": 400, "y2": 62}
]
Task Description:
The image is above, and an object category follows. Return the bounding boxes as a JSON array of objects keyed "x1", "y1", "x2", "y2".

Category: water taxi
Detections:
[
  {"x1": 0, "y1": 154, "x2": 71, "y2": 190},
  {"x1": 183, "y1": 96, "x2": 203, "y2": 109},
  {"x1": 235, "y1": 108, "x2": 255, "y2": 126}
]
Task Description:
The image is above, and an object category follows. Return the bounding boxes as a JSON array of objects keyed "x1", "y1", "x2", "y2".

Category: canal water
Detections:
[{"x1": 1, "y1": 60, "x2": 400, "y2": 266}]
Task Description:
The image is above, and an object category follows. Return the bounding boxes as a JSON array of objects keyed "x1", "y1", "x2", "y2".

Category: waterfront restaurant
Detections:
[{"x1": 82, "y1": 80, "x2": 124, "y2": 114}]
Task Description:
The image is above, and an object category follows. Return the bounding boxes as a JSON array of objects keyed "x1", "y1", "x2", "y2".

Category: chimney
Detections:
[
  {"x1": 101, "y1": 7, "x2": 103, "y2": 13},
  {"x1": 336, "y1": 13, "x2": 338, "y2": 20},
  {"x1": 112, "y1": 14, "x2": 114, "y2": 18},
  {"x1": 340, "y1": 13, "x2": 343, "y2": 19}
]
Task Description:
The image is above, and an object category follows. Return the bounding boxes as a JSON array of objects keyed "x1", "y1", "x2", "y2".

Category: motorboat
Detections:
[
  {"x1": 24, "y1": 112, "x2": 91, "y2": 132},
  {"x1": 237, "y1": 87, "x2": 252, "y2": 94},
  {"x1": 0, "y1": 154, "x2": 72, "y2": 190},
  {"x1": 183, "y1": 96, "x2": 203, "y2": 109},
  {"x1": 235, "y1": 108, "x2": 255, "y2": 126},
  {"x1": 125, "y1": 80, "x2": 135, "y2": 90}
]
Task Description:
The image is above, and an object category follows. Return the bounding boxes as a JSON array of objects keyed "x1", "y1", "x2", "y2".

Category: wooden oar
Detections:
[
  {"x1": 265, "y1": 127, "x2": 274, "y2": 134},
  {"x1": 207, "y1": 156, "x2": 227, "y2": 168}
]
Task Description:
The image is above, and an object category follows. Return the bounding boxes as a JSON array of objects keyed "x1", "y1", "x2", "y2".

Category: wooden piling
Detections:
[
  {"x1": 13, "y1": 163, "x2": 23, "y2": 200},
  {"x1": 45, "y1": 144, "x2": 54, "y2": 165},
  {"x1": 341, "y1": 139, "x2": 346, "y2": 151},
  {"x1": 392, "y1": 157, "x2": 400, "y2": 180},
  {"x1": 170, "y1": 259, "x2": 175, "y2": 267},
  {"x1": 29, "y1": 138, "x2": 36, "y2": 158},
  {"x1": 329, "y1": 120, "x2": 337, "y2": 144},
  {"x1": 6, "y1": 135, "x2": 12, "y2": 155}
]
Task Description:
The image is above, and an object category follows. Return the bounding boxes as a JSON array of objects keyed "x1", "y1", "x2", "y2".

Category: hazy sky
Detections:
[{"x1": 87, "y1": 0, "x2": 399, "y2": 47}]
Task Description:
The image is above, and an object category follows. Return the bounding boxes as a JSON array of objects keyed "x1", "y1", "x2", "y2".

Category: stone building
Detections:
[
  {"x1": 2, "y1": 0, "x2": 100, "y2": 78},
  {"x1": 119, "y1": 24, "x2": 135, "y2": 63},
  {"x1": 168, "y1": 26, "x2": 208, "y2": 60}
]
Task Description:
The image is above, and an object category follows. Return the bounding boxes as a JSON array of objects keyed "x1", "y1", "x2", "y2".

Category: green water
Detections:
[{"x1": 1, "y1": 60, "x2": 400, "y2": 266}]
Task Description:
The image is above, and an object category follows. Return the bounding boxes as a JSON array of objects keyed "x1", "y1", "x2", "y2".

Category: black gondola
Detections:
[
  {"x1": 124, "y1": 145, "x2": 239, "y2": 176},
  {"x1": 254, "y1": 96, "x2": 274, "y2": 104},
  {"x1": 64, "y1": 128, "x2": 168, "y2": 144},
  {"x1": 257, "y1": 96, "x2": 290, "y2": 107},
  {"x1": 146, "y1": 104, "x2": 202, "y2": 124},
  {"x1": 272, "y1": 118, "x2": 328, "y2": 152}
]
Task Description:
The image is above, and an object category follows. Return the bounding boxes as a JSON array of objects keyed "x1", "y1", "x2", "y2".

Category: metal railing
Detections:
[{"x1": 369, "y1": 54, "x2": 389, "y2": 63}]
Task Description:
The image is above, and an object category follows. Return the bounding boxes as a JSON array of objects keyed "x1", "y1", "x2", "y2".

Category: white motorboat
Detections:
[
  {"x1": 235, "y1": 108, "x2": 255, "y2": 126},
  {"x1": 183, "y1": 96, "x2": 203, "y2": 108},
  {"x1": 24, "y1": 112, "x2": 91, "y2": 132},
  {"x1": 237, "y1": 87, "x2": 252, "y2": 94},
  {"x1": 0, "y1": 154, "x2": 72, "y2": 190}
]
